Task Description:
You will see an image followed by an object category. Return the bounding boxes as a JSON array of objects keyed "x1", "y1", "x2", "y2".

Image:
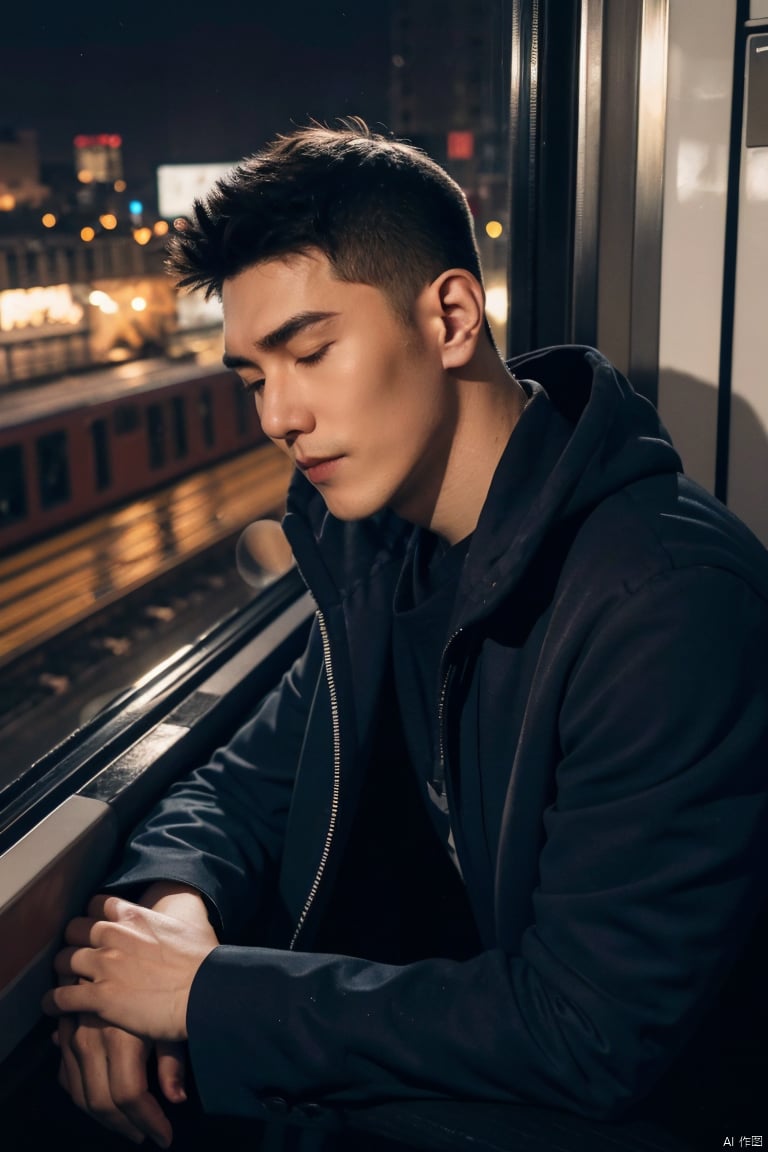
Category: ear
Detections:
[{"x1": 428, "y1": 269, "x2": 486, "y2": 370}]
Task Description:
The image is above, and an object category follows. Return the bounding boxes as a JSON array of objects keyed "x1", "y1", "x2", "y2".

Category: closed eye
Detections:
[
  {"x1": 297, "y1": 343, "x2": 332, "y2": 367},
  {"x1": 241, "y1": 377, "x2": 265, "y2": 395},
  {"x1": 236, "y1": 343, "x2": 331, "y2": 394}
]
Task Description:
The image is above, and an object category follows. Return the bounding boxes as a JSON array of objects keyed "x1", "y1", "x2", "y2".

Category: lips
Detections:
[{"x1": 295, "y1": 455, "x2": 343, "y2": 484}]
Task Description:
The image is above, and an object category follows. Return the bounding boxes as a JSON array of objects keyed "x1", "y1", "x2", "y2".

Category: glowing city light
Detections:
[
  {"x1": 80, "y1": 226, "x2": 96, "y2": 242},
  {"x1": 153, "y1": 220, "x2": 170, "y2": 236},
  {"x1": 77, "y1": 170, "x2": 94, "y2": 184},
  {"x1": 99, "y1": 213, "x2": 118, "y2": 230},
  {"x1": 114, "y1": 179, "x2": 127, "y2": 192},
  {"x1": 1, "y1": 285, "x2": 84, "y2": 332},
  {"x1": 485, "y1": 284, "x2": 508, "y2": 325},
  {"x1": 485, "y1": 220, "x2": 504, "y2": 239},
  {"x1": 74, "y1": 134, "x2": 123, "y2": 149},
  {"x1": 0, "y1": 194, "x2": 16, "y2": 211},
  {"x1": 133, "y1": 227, "x2": 152, "y2": 245},
  {"x1": 88, "y1": 290, "x2": 119, "y2": 314},
  {"x1": 131, "y1": 296, "x2": 147, "y2": 312},
  {"x1": 41, "y1": 213, "x2": 57, "y2": 228}
]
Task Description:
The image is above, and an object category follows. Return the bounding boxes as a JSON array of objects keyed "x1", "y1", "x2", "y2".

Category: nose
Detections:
[{"x1": 257, "y1": 371, "x2": 314, "y2": 444}]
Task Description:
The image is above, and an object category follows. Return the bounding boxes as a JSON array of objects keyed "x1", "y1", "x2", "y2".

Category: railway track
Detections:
[
  {"x1": 0, "y1": 445, "x2": 293, "y2": 779},
  {"x1": 0, "y1": 443, "x2": 292, "y2": 664}
]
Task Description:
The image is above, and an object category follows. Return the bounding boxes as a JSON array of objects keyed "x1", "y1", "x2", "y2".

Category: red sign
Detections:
[
  {"x1": 74, "y1": 134, "x2": 122, "y2": 150},
  {"x1": 447, "y1": 131, "x2": 475, "y2": 160}
]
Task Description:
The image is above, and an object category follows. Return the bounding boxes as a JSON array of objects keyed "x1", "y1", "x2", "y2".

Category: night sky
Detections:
[{"x1": 1, "y1": 3, "x2": 392, "y2": 194}]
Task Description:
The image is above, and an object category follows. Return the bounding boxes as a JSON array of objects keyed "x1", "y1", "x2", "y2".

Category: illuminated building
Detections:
[
  {"x1": 0, "y1": 128, "x2": 50, "y2": 209},
  {"x1": 389, "y1": 0, "x2": 510, "y2": 336},
  {"x1": 389, "y1": 0, "x2": 507, "y2": 170},
  {"x1": 73, "y1": 134, "x2": 124, "y2": 186}
]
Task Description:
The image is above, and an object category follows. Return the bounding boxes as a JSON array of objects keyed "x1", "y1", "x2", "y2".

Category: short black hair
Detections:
[{"x1": 166, "y1": 118, "x2": 485, "y2": 323}]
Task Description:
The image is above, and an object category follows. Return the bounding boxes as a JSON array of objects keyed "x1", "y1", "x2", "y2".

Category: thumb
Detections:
[{"x1": 156, "y1": 1040, "x2": 187, "y2": 1103}]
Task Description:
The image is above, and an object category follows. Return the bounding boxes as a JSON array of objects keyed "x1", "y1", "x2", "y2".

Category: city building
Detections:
[{"x1": 0, "y1": 129, "x2": 49, "y2": 212}]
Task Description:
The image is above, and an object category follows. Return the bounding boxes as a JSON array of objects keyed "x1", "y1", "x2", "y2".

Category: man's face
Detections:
[{"x1": 222, "y1": 251, "x2": 458, "y2": 525}]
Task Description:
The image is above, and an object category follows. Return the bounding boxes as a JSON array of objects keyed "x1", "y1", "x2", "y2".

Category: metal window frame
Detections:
[{"x1": 507, "y1": 0, "x2": 670, "y2": 405}]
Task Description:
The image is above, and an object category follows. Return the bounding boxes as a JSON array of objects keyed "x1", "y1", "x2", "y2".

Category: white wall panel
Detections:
[
  {"x1": 726, "y1": 31, "x2": 768, "y2": 543},
  {"x1": 657, "y1": 0, "x2": 735, "y2": 492}
]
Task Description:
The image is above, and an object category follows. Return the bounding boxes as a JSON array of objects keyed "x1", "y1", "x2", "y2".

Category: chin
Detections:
[{"x1": 320, "y1": 492, "x2": 390, "y2": 522}]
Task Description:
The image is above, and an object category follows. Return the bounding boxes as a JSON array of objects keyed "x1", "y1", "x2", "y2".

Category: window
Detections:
[
  {"x1": 0, "y1": 443, "x2": 27, "y2": 524},
  {"x1": 172, "y1": 395, "x2": 188, "y2": 458},
  {"x1": 91, "y1": 419, "x2": 111, "y2": 490},
  {"x1": 36, "y1": 430, "x2": 71, "y2": 509},
  {"x1": 114, "y1": 404, "x2": 140, "y2": 435},
  {"x1": 199, "y1": 387, "x2": 215, "y2": 448},
  {"x1": 1, "y1": 0, "x2": 511, "y2": 789},
  {"x1": 147, "y1": 402, "x2": 167, "y2": 469}
]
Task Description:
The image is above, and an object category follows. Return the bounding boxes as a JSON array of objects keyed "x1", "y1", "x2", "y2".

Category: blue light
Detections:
[{"x1": 129, "y1": 200, "x2": 143, "y2": 215}]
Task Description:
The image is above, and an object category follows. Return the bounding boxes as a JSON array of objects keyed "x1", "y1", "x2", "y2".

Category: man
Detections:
[{"x1": 45, "y1": 122, "x2": 768, "y2": 1148}]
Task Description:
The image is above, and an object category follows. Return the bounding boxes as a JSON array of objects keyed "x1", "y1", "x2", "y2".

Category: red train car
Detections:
[{"x1": 0, "y1": 358, "x2": 265, "y2": 555}]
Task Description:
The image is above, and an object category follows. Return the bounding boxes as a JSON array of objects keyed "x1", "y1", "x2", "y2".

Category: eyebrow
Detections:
[{"x1": 222, "y1": 310, "x2": 338, "y2": 370}]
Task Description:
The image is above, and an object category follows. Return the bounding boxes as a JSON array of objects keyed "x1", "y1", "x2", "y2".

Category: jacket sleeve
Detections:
[
  {"x1": 103, "y1": 617, "x2": 325, "y2": 938},
  {"x1": 184, "y1": 566, "x2": 768, "y2": 1119}
]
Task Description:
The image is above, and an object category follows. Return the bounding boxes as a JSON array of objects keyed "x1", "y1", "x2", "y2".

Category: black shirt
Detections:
[{"x1": 392, "y1": 529, "x2": 472, "y2": 875}]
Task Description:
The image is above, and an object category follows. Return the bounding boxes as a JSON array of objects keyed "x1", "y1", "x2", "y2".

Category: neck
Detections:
[{"x1": 428, "y1": 351, "x2": 528, "y2": 545}]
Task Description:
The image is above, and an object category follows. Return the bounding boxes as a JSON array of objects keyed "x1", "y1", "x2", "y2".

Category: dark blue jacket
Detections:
[{"x1": 109, "y1": 347, "x2": 768, "y2": 1123}]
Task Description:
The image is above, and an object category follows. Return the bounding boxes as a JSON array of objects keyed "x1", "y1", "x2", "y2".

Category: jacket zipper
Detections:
[
  {"x1": 435, "y1": 628, "x2": 463, "y2": 797},
  {"x1": 289, "y1": 608, "x2": 341, "y2": 950}
]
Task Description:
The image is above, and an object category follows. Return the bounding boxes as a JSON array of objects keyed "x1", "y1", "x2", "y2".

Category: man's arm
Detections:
[
  {"x1": 101, "y1": 619, "x2": 325, "y2": 936},
  {"x1": 47, "y1": 568, "x2": 768, "y2": 1121},
  {"x1": 51, "y1": 622, "x2": 324, "y2": 1142}
]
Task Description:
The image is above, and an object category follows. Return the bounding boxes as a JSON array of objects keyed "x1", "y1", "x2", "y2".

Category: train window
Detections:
[
  {"x1": 114, "y1": 404, "x2": 140, "y2": 436},
  {"x1": 90, "y1": 418, "x2": 111, "y2": 491},
  {"x1": 147, "y1": 402, "x2": 167, "y2": 469},
  {"x1": 0, "y1": 443, "x2": 27, "y2": 524},
  {"x1": 172, "y1": 395, "x2": 189, "y2": 458},
  {"x1": 0, "y1": 4, "x2": 512, "y2": 760},
  {"x1": 199, "y1": 386, "x2": 215, "y2": 448},
  {"x1": 35, "y1": 430, "x2": 71, "y2": 509}
]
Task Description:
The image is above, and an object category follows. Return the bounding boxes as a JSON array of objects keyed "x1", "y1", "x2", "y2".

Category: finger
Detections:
[
  {"x1": 104, "y1": 1030, "x2": 173, "y2": 1148},
  {"x1": 43, "y1": 981, "x2": 103, "y2": 1018},
  {"x1": 63, "y1": 1015, "x2": 149, "y2": 1145},
  {"x1": 57, "y1": 1016, "x2": 98, "y2": 1122},
  {"x1": 53, "y1": 945, "x2": 99, "y2": 981},
  {"x1": 58, "y1": 1018, "x2": 143, "y2": 1142},
  {"x1": 64, "y1": 916, "x2": 98, "y2": 947},
  {"x1": 56, "y1": 1017, "x2": 78, "y2": 1099},
  {"x1": 88, "y1": 892, "x2": 128, "y2": 921},
  {"x1": 156, "y1": 1041, "x2": 187, "y2": 1104}
]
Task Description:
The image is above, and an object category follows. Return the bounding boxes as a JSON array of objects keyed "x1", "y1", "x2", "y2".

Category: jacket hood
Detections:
[
  {"x1": 458, "y1": 346, "x2": 682, "y2": 620},
  {"x1": 282, "y1": 346, "x2": 682, "y2": 617}
]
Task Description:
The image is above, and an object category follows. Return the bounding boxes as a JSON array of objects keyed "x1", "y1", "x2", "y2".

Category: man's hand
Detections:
[
  {"x1": 55, "y1": 1016, "x2": 185, "y2": 1147},
  {"x1": 49, "y1": 883, "x2": 217, "y2": 1146},
  {"x1": 44, "y1": 893, "x2": 218, "y2": 1041}
]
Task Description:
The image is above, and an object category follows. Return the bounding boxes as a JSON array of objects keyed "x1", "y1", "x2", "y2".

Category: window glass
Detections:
[
  {"x1": 0, "y1": 444, "x2": 27, "y2": 524},
  {"x1": 147, "y1": 402, "x2": 167, "y2": 469},
  {"x1": 172, "y1": 395, "x2": 188, "y2": 458},
  {"x1": 199, "y1": 387, "x2": 215, "y2": 450},
  {"x1": 0, "y1": 1, "x2": 511, "y2": 781},
  {"x1": 91, "y1": 418, "x2": 111, "y2": 490},
  {"x1": 36, "y1": 430, "x2": 71, "y2": 509}
]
